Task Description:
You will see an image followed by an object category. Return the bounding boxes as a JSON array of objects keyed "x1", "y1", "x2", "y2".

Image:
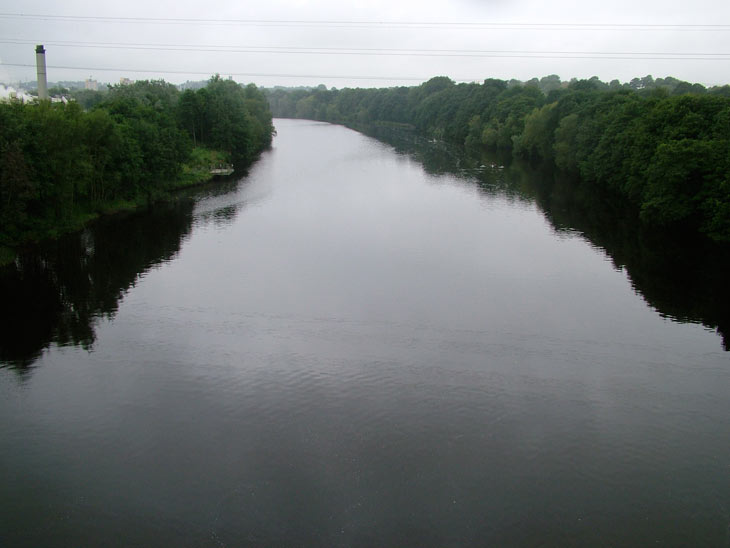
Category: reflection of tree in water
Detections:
[
  {"x1": 0, "y1": 200, "x2": 196, "y2": 372},
  {"x1": 191, "y1": 176, "x2": 248, "y2": 230},
  {"x1": 369, "y1": 125, "x2": 730, "y2": 351},
  {"x1": 520, "y1": 168, "x2": 730, "y2": 351}
]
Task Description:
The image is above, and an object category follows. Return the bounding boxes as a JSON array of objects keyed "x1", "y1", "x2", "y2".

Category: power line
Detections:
[
  {"x1": 2, "y1": 38, "x2": 729, "y2": 59},
  {"x1": 1, "y1": 12, "x2": 729, "y2": 30}
]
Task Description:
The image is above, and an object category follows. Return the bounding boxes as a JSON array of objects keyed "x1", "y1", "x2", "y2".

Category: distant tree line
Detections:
[
  {"x1": 0, "y1": 76, "x2": 273, "y2": 247},
  {"x1": 265, "y1": 75, "x2": 730, "y2": 242}
]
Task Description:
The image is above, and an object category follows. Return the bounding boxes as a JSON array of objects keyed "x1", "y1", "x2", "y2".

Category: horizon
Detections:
[
  {"x1": 2, "y1": 72, "x2": 728, "y2": 94},
  {"x1": 1, "y1": 2, "x2": 729, "y2": 89}
]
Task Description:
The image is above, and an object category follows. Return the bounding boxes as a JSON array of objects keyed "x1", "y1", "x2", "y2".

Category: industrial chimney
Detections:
[{"x1": 35, "y1": 45, "x2": 48, "y2": 101}]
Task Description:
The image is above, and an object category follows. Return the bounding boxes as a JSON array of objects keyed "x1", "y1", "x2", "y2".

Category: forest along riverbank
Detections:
[
  {"x1": 0, "y1": 76, "x2": 274, "y2": 263},
  {"x1": 265, "y1": 76, "x2": 730, "y2": 244}
]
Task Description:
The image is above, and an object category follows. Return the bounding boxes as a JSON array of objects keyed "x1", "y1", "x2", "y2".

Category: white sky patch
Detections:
[
  {"x1": 0, "y1": 0, "x2": 729, "y2": 88},
  {"x1": 0, "y1": 53, "x2": 7, "y2": 83}
]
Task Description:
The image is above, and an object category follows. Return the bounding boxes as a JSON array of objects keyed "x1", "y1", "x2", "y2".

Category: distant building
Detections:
[
  {"x1": 119, "y1": 77, "x2": 132, "y2": 86},
  {"x1": 84, "y1": 78, "x2": 98, "y2": 91}
]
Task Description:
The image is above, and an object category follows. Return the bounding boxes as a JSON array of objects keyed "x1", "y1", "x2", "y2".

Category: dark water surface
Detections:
[{"x1": 1, "y1": 119, "x2": 729, "y2": 547}]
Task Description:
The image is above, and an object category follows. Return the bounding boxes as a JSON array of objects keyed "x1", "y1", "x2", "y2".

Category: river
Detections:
[{"x1": 1, "y1": 119, "x2": 729, "y2": 547}]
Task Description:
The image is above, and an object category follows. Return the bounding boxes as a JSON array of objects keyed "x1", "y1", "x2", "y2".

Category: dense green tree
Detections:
[
  {"x1": 177, "y1": 76, "x2": 273, "y2": 167},
  {"x1": 553, "y1": 113, "x2": 580, "y2": 173},
  {"x1": 0, "y1": 75, "x2": 273, "y2": 247},
  {"x1": 517, "y1": 103, "x2": 557, "y2": 160},
  {"x1": 70, "y1": 89, "x2": 107, "y2": 110},
  {"x1": 263, "y1": 73, "x2": 730, "y2": 242}
]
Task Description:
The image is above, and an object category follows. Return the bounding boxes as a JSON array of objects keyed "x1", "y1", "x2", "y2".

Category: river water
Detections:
[{"x1": 1, "y1": 119, "x2": 729, "y2": 547}]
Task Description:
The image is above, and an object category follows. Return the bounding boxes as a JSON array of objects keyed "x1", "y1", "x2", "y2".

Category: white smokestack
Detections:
[{"x1": 35, "y1": 45, "x2": 48, "y2": 101}]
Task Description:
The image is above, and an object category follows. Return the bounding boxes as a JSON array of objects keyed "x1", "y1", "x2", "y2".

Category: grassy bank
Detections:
[{"x1": 173, "y1": 147, "x2": 231, "y2": 189}]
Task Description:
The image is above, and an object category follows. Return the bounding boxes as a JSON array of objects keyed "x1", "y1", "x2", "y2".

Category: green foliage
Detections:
[
  {"x1": 47, "y1": 85, "x2": 70, "y2": 97},
  {"x1": 177, "y1": 147, "x2": 230, "y2": 188},
  {"x1": 177, "y1": 75, "x2": 274, "y2": 166},
  {"x1": 70, "y1": 88, "x2": 107, "y2": 110},
  {"x1": 0, "y1": 77, "x2": 273, "y2": 246},
  {"x1": 106, "y1": 79, "x2": 180, "y2": 111},
  {"x1": 642, "y1": 139, "x2": 710, "y2": 224},
  {"x1": 516, "y1": 103, "x2": 557, "y2": 160},
  {"x1": 263, "y1": 74, "x2": 730, "y2": 242},
  {"x1": 553, "y1": 113, "x2": 580, "y2": 173}
]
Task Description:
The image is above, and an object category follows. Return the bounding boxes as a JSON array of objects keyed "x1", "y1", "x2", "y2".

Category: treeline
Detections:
[
  {"x1": 0, "y1": 76, "x2": 273, "y2": 247},
  {"x1": 265, "y1": 76, "x2": 730, "y2": 242}
]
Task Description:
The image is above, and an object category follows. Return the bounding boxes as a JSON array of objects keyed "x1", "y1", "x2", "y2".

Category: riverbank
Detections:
[
  {"x1": 265, "y1": 77, "x2": 730, "y2": 243},
  {"x1": 1, "y1": 77, "x2": 273, "y2": 265},
  {"x1": 0, "y1": 146, "x2": 238, "y2": 266}
]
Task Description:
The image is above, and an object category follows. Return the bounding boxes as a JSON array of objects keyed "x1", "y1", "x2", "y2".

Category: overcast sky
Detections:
[{"x1": 1, "y1": 0, "x2": 729, "y2": 89}]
